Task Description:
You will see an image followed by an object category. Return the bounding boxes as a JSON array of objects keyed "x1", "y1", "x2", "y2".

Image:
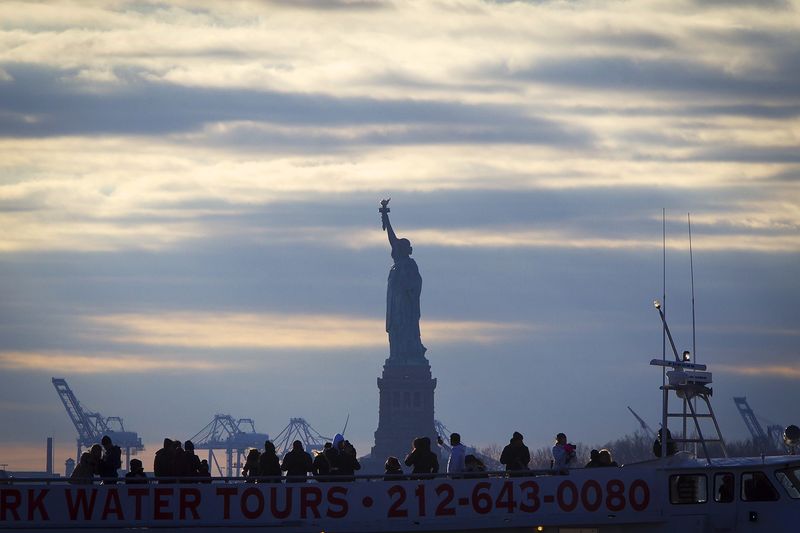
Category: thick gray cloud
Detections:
[
  {"x1": 686, "y1": 146, "x2": 800, "y2": 163},
  {"x1": 0, "y1": 64, "x2": 591, "y2": 148},
  {"x1": 560, "y1": 103, "x2": 800, "y2": 120},
  {"x1": 492, "y1": 54, "x2": 800, "y2": 100}
]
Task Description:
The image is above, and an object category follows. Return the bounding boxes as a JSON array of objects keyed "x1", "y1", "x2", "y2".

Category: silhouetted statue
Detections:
[{"x1": 380, "y1": 199, "x2": 427, "y2": 364}]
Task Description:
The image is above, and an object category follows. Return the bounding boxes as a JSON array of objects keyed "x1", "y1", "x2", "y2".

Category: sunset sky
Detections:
[{"x1": 1, "y1": 0, "x2": 798, "y2": 472}]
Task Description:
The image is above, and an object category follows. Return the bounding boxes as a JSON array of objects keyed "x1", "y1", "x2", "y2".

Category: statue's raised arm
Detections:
[{"x1": 379, "y1": 198, "x2": 399, "y2": 250}]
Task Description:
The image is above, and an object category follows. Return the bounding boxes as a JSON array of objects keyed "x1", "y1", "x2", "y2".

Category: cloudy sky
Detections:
[{"x1": 1, "y1": 0, "x2": 798, "y2": 471}]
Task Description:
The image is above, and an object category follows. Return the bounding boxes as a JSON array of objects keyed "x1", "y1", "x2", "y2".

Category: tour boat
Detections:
[{"x1": 2, "y1": 301, "x2": 799, "y2": 532}]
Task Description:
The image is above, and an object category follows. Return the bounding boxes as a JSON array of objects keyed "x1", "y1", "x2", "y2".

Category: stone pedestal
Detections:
[{"x1": 369, "y1": 360, "x2": 438, "y2": 470}]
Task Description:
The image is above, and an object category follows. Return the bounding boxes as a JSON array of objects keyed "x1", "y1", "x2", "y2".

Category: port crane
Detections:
[
  {"x1": 733, "y1": 396, "x2": 783, "y2": 453},
  {"x1": 189, "y1": 414, "x2": 270, "y2": 477},
  {"x1": 51, "y1": 377, "x2": 144, "y2": 470},
  {"x1": 272, "y1": 417, "x2": 331, "y2": 457},
  {"x1": 627, "y1": 406, "x2": 657, "y2": 438}
]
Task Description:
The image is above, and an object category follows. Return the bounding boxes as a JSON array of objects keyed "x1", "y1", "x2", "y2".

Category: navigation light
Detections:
[
  {"x1": 653, "y1": 299, "x2": 662, "y2": 309},
  {"x1": 682, "y1": 351, "x2": 691, "y2": 362}
]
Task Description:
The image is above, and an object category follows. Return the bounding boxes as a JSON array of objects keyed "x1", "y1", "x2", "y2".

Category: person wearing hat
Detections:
[
  {"x1": 500, "y1": 431, "x2": 530, "y2": 473},
  {"x1": 125, "y1": 459, "x2": 148, "y2": 484},
  {"x1": 384, "y1": 456, "x2": 404, "y2": 481}
]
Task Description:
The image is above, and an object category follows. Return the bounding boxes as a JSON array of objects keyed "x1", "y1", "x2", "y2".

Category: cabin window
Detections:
[
  {"x1": 741, "y1": 471, "x2": 780, "y2": 502},
  {"x1": 774, "y1": 467, "x2": 800, "y2": 499},
  {"x1": 714, "y1": 473, "x2": 734, "y2": 503},
  {"x1": 670, "y1": 474, "x2": 707, "y2": 504}
]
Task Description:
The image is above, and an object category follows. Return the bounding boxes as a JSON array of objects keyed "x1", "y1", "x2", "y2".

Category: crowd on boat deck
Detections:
[{"x1": 70, "y1": 430, "x2": 634, "y2": 484}]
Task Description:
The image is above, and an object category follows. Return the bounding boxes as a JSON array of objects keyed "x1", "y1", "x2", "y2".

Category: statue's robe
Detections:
[{"x1": 386, "y1": 256, "x2": 426, "y2": 362}]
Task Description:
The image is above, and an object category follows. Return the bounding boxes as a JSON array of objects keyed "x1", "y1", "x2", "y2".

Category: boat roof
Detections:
[{"x1": 625, "y1": 452, "x2": 800, "y2": 470}]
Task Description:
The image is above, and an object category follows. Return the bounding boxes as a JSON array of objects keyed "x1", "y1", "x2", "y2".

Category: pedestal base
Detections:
[{"x1": 368, "y1": 360, "x2": 438, "y2": 471}]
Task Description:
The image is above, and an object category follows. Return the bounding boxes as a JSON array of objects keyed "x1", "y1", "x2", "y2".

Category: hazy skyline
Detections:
[{"x1": 1, "y1": 0, "x2": 798, "y2": 471}]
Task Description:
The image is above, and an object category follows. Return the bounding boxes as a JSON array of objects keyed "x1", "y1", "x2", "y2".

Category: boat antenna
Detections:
[
  {"x1": 341, "y1": 413, "x2": 350, "y2": 436},
  {"x1": 688, "y1": 212, "x2": 696, "y2": 360},
  {"x1": 662, "y1": 209, "x2": 666, "y2": 368},
  {"x1": 660, "y1": 208, "x2": 668, "y2": 457}
]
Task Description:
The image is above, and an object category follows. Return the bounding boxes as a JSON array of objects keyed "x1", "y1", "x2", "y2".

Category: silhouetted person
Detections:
[
  {"x1": 653, "y1": 428, "x2": 677, "y2": 458},
  {"x1": 172, "y1": 439, "x2": 185, "y2": 477},
  {"x1": 282, "y1": 440, "x2": 313, "y2": 482},
  {"x1": 336, "y1": 439, "x2": 361, "y2": 481},
  {"x1": 404, "y1": 437, "x2": 439, "y2": 477},
  {"x1": 598, "y1": 448, "x2": 618, "y2": 467},
  {"x1": 70, "y1": 453, "x2": 95, "y2": 485},
  {"x1": 242, "y1": 448, "x2": 261, "y2": 482},
  {"x1": 89, "y1": 444, "x2": 103, "y2": 479},
  {"x1": 384, "y1": 456, "x2": 404, "y2": 481},
  {"x1": 259, "y1": 441, "x2": 282, "y2": 482},
  {"x1": 464, "y1": 454, "x2": 486, "y2": 477},
  {"x1": 154, "y1": 438, "x2": 174, "y2": 481},
  {"x1": 125, "y1": 459, "x2": 148, "y2": 484},
  {"x1": 98, "y1": 435, "x2": 122, "y2": 483},
  {"x1": 181, "y1": 440, "x2": 201, "y2": 479},
  {"x1": 552, "y1": 433, "x2": 576, "y2": 473},
  {"x1": 717, "y1": 473, "x2": 734, "y2": 502},
  {"x1": 500, "y1": 432, "x2": 530, "y2": 473},
  {"x1": 447, "y1": 432, "x2": 466, "y2": 475},
  {"x1": 197, "y1": 460, "x2": 212, "y2": 483},
  {"x1": 585, "y1": 449, "x2": 601, "y2": 468},
  {"x1": 327, "y1": 445, "x2": 344, "y2": 478},
  {"x1": 173, "y1": 441, "x2": 192, "y2": 481},
  {"x1": 313, "y1": 443, "x2": 334, "y2": 480},
  {"x1": 328, "y1": 434, "x2": 345, "y2": 476}
]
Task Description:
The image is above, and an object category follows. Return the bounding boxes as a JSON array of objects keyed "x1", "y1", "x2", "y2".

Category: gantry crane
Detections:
[
  {"x1": 733, "y1": 396, "x2": 783, "y2": 453},
  {"x1": 51, "y1": 378, "x2": 144, "y2": 470},
  {"x1": 189, "y1": 414, "x2": 270, "y2": 477},
  {"x1": 627, "y1": 406, "x2": 657, "y2": 438},
  {"x1": 272, "y1": 418, "x2": 331, "y2": 457}
]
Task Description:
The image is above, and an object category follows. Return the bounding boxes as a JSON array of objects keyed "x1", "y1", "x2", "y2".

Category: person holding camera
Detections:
[{"x1": 552, "y1": 432, "x2": 577, "y2": 473}]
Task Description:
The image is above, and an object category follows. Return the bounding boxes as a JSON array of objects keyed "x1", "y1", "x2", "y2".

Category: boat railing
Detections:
[{"x1": 0, "y1": 469, "x2": 566, "y2": 485}]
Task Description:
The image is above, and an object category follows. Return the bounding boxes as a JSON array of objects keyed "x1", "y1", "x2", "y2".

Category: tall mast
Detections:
[
  {"x1": 688, "y1": 212, "x2": 696, "y2": 360},
  {"x1": 660, "y1": 208, "x2": 668, "y2": 457}
]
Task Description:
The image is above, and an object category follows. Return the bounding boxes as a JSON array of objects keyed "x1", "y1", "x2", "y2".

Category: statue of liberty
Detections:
[{"x1": 379, "y1": 199, "x2": 427, "y2": 364}]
